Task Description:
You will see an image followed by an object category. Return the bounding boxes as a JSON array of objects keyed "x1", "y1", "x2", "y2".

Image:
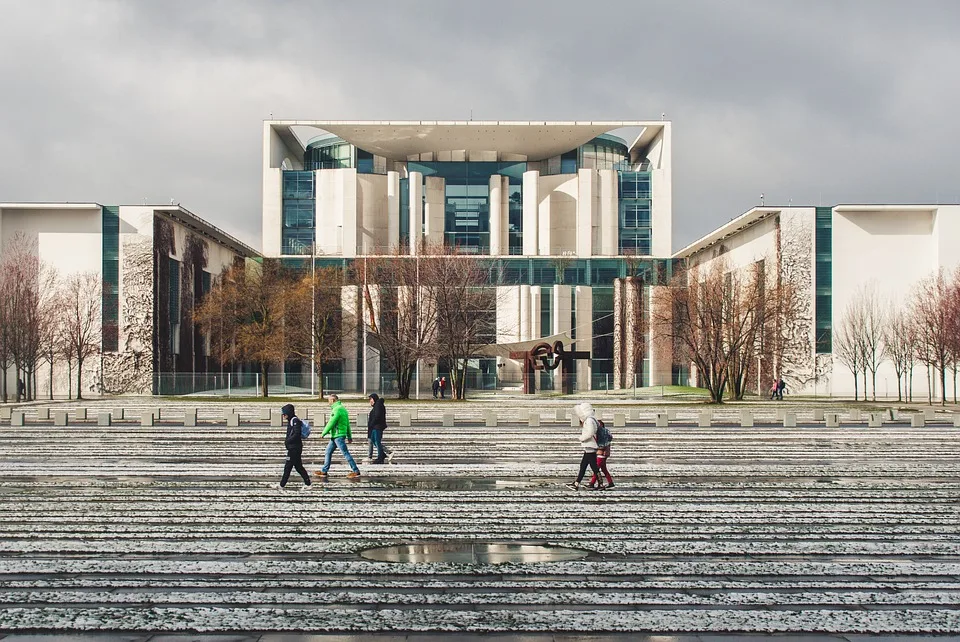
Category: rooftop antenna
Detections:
[
  {"x1": 470, "y1": 108, "x2": 473, "y2": 121},
  {"x1": 169, "y1": 198, "x2": 175, "y2": 205},
  {"x1": 760, "y1": 193, "x2": 765, "y2": 207},
  {"x1": 269, "y1": 111, "x2": 273, "y2": 119},
  {"x1": 661, "y1": 112, "x2": 666, "y2": 121}
]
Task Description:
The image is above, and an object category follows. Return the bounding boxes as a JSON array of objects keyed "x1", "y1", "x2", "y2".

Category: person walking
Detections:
[
  {"x1": 367, "y1": 393, "x2": 391, "y2": 464},
  {"x1": 588, "y1": 425, "x2": 615, "y2": 490},
  {"x1": 317, "y1": 394, "x2": 361, "y2": 479},
  {"x1": 278, "y1": 403, "x2": 312, "y2": 490},
  {"x1": 566, "y1": 402, "x2": 601, "y2": 491},
  {"x1": 439, "y1": 376, "x2": 447, "y2": 399},
  {"x1": 432, "y1": 377, "x2": 440, "y2": 399},
  {"x1": 770, "y1": 379, "x2": 779, "y2": 400},
  {"x1": 777, "y1": 377, "x2": 786, "y2": 401}
]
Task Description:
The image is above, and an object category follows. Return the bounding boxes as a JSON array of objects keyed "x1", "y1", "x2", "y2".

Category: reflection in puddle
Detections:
[
  {"x1": 359, "y1": 541, "x2": 590, "y2": 564},
  {"x1": 373, "y1": 478, "x2": 552, "y2": 490}
]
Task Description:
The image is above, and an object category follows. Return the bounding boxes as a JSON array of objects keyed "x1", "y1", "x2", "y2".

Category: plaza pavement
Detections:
[{"x1": 0, "y1": 398, "x2": 959, "y2": 639}]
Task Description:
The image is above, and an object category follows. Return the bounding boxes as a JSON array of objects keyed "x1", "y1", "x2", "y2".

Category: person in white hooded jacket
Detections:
[{"x1": 566, "y1": 402, "x2": 602, "y2": 490}]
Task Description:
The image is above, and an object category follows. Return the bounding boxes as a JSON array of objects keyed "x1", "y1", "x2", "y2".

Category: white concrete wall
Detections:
[
  {"x1": 522, "y1": 171, "x2": 539, "y2": 255},
  {"x1": 424, "y1": 176, "x2": 445, "y2": 248},
  {"x1": 408, "y1": 172, "x2": 423, "y2": 255},
  {"x1": 261, "y1": 168, "x2": 283, "y2": 258},
  {"x1": 647, "y1": 124, "x2": 673, "y2": 257},
  {"x1": 576, "y1": 169, "x2": 596, "y2": 257},
  {"x1": 575, "y1": 285, "x2": 593, "y2": 391},
  {"x1": 598, "y1": 170, "x2": 618, "y2": 255},
  {"x1": 539, "y1": 174, "x2": 578, "y2": 255},
  {"x1": 316, "y1": 169, "x2": 356, "y2": 256},
  {"x1": 489, "y1": 174, "x2": 502, "y2": 256},
  {"x1": 357, "y1": 173, "x2": 389, "y2": 254},
  {"x1": 386, "y1": 171, "x2": 401, "y2": 253}
]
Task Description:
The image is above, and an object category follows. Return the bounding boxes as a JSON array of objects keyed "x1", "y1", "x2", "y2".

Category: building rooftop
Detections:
[{"x1": 266, "y1": 120, "x2": 668, "y2": 162}]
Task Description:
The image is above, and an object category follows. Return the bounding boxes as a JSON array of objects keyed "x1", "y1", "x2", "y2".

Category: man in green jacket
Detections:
[{"x1": 317, "y1": 394, "x2": 361, "y2": 478}]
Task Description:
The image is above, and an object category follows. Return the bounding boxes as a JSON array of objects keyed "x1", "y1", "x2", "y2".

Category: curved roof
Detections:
[{"x1": 269, "y1": 120, "x2": 666, "y2": 162}]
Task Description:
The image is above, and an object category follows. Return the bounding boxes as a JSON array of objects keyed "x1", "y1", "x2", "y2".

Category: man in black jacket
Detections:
[
  {"x1": 367, "y1": 393, "x2": 390, "y2": 464},
  {"x1": 279, "y1": 403, "x2": 312, "y2": 490}
]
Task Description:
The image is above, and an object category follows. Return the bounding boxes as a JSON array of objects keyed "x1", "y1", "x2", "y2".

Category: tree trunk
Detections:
[
  {"x1": 260, "y1": 362, "x2": 269, "y2": 397},
  {"x1": 896, "y1": 373, "x2": 902, "y2": 403},
  {"x1": 1, "y1": 368, "x2": 6, "y2": 403},
  {"x1": 853, "y1": 373, "x2": 858, "y2": 402},
  {"x1": 67, "y1": 361, "x2": 72, "y2": 400},
  {"x1": 871, "y1": 369, "x2": 877, "y2": 402},
  {"x1": 940, "y1": 366, "x2": 947, "y2": 407},
  {"x1": 48, "y1": 359, "x2": 54, "y2": 400},
  {"x1": 316, "y1": 363, "x2": 324, "y2": 399},
  {"x1": 927, "y1": 366, "x2": 932, "y2": 405},
  {"x1": 76, "y1": 357, "x2": 84, "y2": 400}
]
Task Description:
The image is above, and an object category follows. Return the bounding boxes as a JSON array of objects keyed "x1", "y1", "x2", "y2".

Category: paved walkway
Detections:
[{"x1": 0, "y1": 405, "x2": 959, "y2": 637}]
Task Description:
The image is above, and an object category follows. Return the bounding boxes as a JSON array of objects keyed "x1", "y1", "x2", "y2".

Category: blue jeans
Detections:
[
  {"x1": 322, "y1": 436, "x2": 359, "y2": 473},
  {"x1": 370, "y1": 429, "x2": 385, "y2": 461}
]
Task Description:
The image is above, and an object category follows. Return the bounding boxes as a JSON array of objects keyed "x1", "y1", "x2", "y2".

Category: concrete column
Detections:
[
  {"x1": 553, "y1": 284, "x2": 572, "y2": 390},
  {"x1": 599, "y1": 169, "x2": 618, "y2": 255},
  {"x1": 387, "y1": 170, "x2": 401, "y2": 252},
  {"x1": 342, "y1": 286, "x2": 359, "y2": 382},
  {"x1": 408, "y1": 171, "x2": 423, "y2": 255},
  {"x1": 530, "y1": 286, "x2": 542, "y2": 340},
  {"x1": 522, "y1": 171, "x2": 539, "y2": 255},
  {"x1": 649, "y1": 285, "x2": 673, "y2": 386},
  {"x1": 341, "y1": 169, "x2": 358, "y2": 257},
  {"x1": 575, "y1": 285, "x2": 593, "y2": 391},
  {"x1": 624, "y1": 277, "x2": 639, "y2": 388},
  {"x1": 424, "y1": 176, "x2": 445, "y2": 248},
  {"x1": 489, "y1": 174, "x2": 502, "y2": 256},
  {"x1": 501, "y1": 176, "x2": 510, "y2": 252},
  {"x1": 576, "y1": 169, "x2": 594, "y2": 257},
  {"x1": 613, "y1": 278, "x2": 624, "y2": 389},
  {"x1": 519, "y1": 284, "x2": 532, "y2": 342},
  {"x1": 538, "y1": 186, "x2": 551, "y2": 256}
]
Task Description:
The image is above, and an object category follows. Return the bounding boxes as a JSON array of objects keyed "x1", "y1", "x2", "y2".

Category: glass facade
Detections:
[
  {"x1": 304, "y1": 137, "x2": 352, "y2": 170},
  {"x1": 101, "y1": 206, "x2": 119, "y2": 352},
  {"x1": 815, "y1": 207, "x2": 832, "y2": 353},
  {"x1": 618, "y1": 171, "x2": 652, "y2": 255},
  {"x1": 579, "y1": 134, "x2": 629, "y2": 170},
  {"x1": 408, "y1": 161, "x2": 526, "y2": 254},
  {"x1": 399, "y1": 177, "x2": 410, "y2": 251},
  {"x1": 281, "y1": 170, "x2": 315, "y2": 255}
]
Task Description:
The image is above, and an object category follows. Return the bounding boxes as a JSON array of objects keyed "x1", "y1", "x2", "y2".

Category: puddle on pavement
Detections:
[
  {"x1": 372, "y1": 477, "x2": 552, "y2": 490},
  {"x1": 359, "y1": 541, "x2": 590, "y2": 564}
]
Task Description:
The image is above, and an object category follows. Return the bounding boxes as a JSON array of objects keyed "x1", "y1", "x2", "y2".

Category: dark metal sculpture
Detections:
[{"x1": 509, "y1": 340, "x2": 590, "y2": 395}]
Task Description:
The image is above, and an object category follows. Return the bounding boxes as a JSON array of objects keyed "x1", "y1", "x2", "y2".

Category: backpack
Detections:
[
  {"x1": 300, "y1": 419, "x2": 311, "y2": 439},
  {"x1": 595, "y1": 419, "x2": 613, "y2": 447}
]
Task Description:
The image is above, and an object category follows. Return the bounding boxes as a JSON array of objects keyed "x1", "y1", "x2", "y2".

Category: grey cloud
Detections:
[{"x1": 0, "y1": 0, "x2": 958, "y2": 251}]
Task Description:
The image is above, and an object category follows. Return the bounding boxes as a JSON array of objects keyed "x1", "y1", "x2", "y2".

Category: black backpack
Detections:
[{"x1": 595, "y1": 419, "x2": 613, "y2": 447}]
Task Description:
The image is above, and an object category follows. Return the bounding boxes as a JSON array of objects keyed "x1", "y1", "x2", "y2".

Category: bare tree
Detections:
[
  {"x1": 833, "y1": 302, "x2": 865, "y2": 401},
  {"x1": 193, "y1": 260, "x2": 295, "y2": 397},
  {"x1": 853, "y1": 285, "x2": 887, "y2": 401},
  {"x1": 661, "y1": 260, "x2": 767, "y2": 403},
  {"x1": 287, "y1": 265, "x2": 354, "y2": 398},
  {"x1": 360, "y1": 252, "x2": 439, "y2": 399},
  {"x1": 885, "y1": 305, "x2": 915, "y2": 403},
  {"x1": 60, "y1": 272, "x2": 102, "y2": 400},
  {"x1": 912, "y1": 269, "x2": 951, "y2": 406},
  {"x1": 423, "y1": 247, "x2": 497, "y2": 400},
  {"x1": 0, "y1": 251, "x2": 14, "y2": 402}
]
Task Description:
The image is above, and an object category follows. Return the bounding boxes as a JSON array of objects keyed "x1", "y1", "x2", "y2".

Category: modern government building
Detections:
[{"x1": 1, "y1": 119, "x2": 957, "y2": 399}]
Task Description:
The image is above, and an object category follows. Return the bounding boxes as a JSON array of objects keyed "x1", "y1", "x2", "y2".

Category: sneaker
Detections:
[
  {"x1": 347, "y1": 471, "x2": 361, "y2": 479},
  {"x1": 301, "y1": 483, "x2": 314, "y2": 491},
  {"x1": 386, "y1": 451, "x2": 395, "y2": 463},
  {"x1": 564, "y1": 482, "x2": 580, "y2": 491},
  {"x1": 314, "y1": 471, "x2": 328, "y2": 478},
  {"x1": 606, "y1": 482, "x2": 615, "y2": 489},
  {"x1": 276, "y1": 483, "x2": 285, "y2": 490}
]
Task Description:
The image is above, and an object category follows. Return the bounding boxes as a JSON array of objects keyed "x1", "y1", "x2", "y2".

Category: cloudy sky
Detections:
[{"x1": 1, "y1": 0, "x2": 958, "y2": 252}]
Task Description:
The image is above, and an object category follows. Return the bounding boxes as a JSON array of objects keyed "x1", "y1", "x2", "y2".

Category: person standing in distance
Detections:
[
  {"x1": 317, "y1": 394, "x2": 361, "y2": 479},
  {"x1": 367, "y1": 393, "x2": 390, "y2": 464},
  {"x1": 566, "y1": 402, "x2": 601, "y2": 491},
  {"x1": 279, "y1": 403, "x2": 312, "y2": 490}
]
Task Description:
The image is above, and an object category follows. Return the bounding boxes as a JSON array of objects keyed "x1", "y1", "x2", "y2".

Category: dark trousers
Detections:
[
  {"x1": 576, "y1": 451, "x2": 600, "y2": 483},
  {"x1": 281, "y1": 449, "x2": 311, "y2": 487}
]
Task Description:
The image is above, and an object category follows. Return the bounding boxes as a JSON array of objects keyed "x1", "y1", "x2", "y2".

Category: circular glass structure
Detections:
[{"x1": 359, "y1": 541, "x2": 590, "y2": 564}]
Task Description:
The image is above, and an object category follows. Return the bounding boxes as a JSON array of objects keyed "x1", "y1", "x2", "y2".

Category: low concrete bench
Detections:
[
  {"x1": 442, "y1": 413, "x2": 454, "y2": 427},
  {"x1": 183, "y1": 409, "x2": 197, "y2": 427},
  {"x1": 953, "y1": 414, "x2": 960, "y2": 428},
  {"x1": 271, "y1": 411, "x2": 283, "y2": 427},
  {"x1": 518, "y1": 409, "x2": 530, "y2": 422},
  {"x1": 11, "y1": 410, "x2": 25, "y2": 427},
  {"x1": 98, "y1": 411, "x2": 112, "y2": 427},
  {"x1": 911, "y1": 414, "x2": 925, "y2": 428},
  {"x1": 741, "y1": 410, "x2": 754, "y2": 427},
  {"x1": 628, "y1": 408, "x2": 640, "y2": 422},
  {"x1": 570, "y1": 414, "x2": 579, "y2": 427},
  {"x1": 74, "y1": 408, "x2": 88, "y2": 421},
  {"x1": 783, "y1": 412, "x2": 797, "y2": 428},
  {"x1": 409, "y1": 408, "x2": 418, "y2": 421},
  {"x1": 698, "y1": 411, "x2": 712, "y2": 428},
  {"x1": 357, "y1": 413, "x2": 368, "y2": 428},
  {"x1": 140, "y1": 412, "x2": 154, "y2": 427},
  {"x1": 666, "y1": 409, "x2": 677, "y2": 421},
  {"x1": 555, "y1": 408, "x2": 565, "y2": 422},
  {"x1": 812, "y1": 409, "x2": 824, "y2": 421},
  {"x1": 613, "y1": 412, "x2": 625, "y2": 428},
  {"x1": 825, "y1": 413, "x2": 839, "y2": 428},
  {"x1": 259, "y1": 408, "x2": 271, "y2": 422},
  {"x1": 226, "y1": 413, "x2": 240, "y2": 427},
  {"x1": 849, "y1": 409, "x2": 861, "y2": 422},
  {"x1": 485, "y1": 413, "x2": 498, "y2": 428},
  {"x1": 0, "y1": 407, "x2": 11, "y2": 421},
  {"x1": 923, "y1": 409, "x2": 934, "y2": 421},
  {"x1": 36, "y1": 408, "x2": 50, "y2": 421},
  {"x1": 655, "y1": 413, "x2": 668, "y2": 428},
  {"x1": 53, "y1": 410, "x2": 68, "y2": 427},
  {"x1": 868, "y1": 413, "x2": 883, "y2": 427},
  {"x1": 775, "y1": 409, "x2": 785, "y2": 421},
  {"x1": 399, "y1": 412, "x2": 411, "y2": 427},
  {"x1": 529, "y1": 413, "x2": 540, "y2": 427}
]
